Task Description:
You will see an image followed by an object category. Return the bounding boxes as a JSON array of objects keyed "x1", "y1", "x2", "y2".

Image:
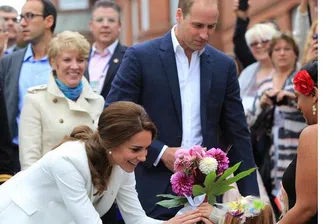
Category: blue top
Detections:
[{"x1": 14, "y1": 44, "x2": 51, "y2": 144}]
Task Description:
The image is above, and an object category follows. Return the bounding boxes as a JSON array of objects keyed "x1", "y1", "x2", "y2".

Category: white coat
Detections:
[
  {"x1": 0, "y1": 141, "x2": 163, "y2": 224},
  {"x1": 19, "y1": 73, "x2": 104, "y2": 170}
]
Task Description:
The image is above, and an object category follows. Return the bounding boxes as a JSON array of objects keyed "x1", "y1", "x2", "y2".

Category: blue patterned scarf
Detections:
[{"x1": 55, "y1": 78, "x2": 83, "y2": 101}]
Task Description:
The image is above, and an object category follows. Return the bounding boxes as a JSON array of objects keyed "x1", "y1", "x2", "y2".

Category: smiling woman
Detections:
[
  {"x1": 18, "y1": 31, "x2": 105, "y2": 170},
  {"x1": 0, "y1": 101, "x2": 205, "y2": 224}
]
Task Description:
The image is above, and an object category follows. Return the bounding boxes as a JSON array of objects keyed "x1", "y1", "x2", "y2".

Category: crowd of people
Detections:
[{"x1": 0, "y1": 0, "x2": 318, "y2": 223}]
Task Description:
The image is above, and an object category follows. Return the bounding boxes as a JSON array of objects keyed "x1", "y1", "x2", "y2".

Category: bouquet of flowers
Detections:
[{"x1": 156, "y1": 145, "x2": 256, "y2": 210}]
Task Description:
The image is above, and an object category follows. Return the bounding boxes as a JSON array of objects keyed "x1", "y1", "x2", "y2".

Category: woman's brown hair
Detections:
[
  {"x1": 56, "y1": 101, "x2": 157, "y2": 195},
  {"x1": 268, "y1": 32, "x2": 299, "y2": 59}
]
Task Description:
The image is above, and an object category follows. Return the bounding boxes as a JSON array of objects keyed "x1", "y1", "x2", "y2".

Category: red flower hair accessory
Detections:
[{"x1": 293, "y1": 70, "x2": 314, "y2": 95}]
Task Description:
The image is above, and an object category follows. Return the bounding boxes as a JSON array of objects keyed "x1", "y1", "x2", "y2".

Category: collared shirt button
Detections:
[
  {"x1": 59, "y1": 119, "x2": 64, "y2": 124},
  {"x1": 53, "y1": 98, "x2": 58, "y2": 103},
  {"x1": 92, "y1": 119, "x2": 95, "y2": 124}
]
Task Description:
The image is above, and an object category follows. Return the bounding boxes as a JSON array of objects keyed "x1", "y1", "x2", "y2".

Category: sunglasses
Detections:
[{"x1": 250, "y1": 39, "x2": 270, "y2": 47}]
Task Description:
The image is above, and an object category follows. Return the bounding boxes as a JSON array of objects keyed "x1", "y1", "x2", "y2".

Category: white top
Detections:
[
  {"x1": 0, "y1": 141, "x2": 163, "y2": 224},
  {"x1": 171, "y1": 25, "x2": 204, "y2": 148},
  {"x1": 153, "y1": 25, "x2": 204, "y2": 165}
]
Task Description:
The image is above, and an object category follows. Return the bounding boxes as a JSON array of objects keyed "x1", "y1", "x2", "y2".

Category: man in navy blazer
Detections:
[{"x1": 105, "y1": 0, "x2": 259, "y2": 220}]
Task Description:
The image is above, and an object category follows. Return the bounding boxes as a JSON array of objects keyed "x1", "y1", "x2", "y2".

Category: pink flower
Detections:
[
  {"x1": 206, "y1": 148, "x2": 229, "y2": 174},
  {"x1": 188, "y1": 145, "x2": 206, "y2": 160},
  {"x1": 171, "y1": 172, "x2": 194, "y2": 196},
  {"x1": 174, "y1": 149, "x2": 196, "y2": 172}
]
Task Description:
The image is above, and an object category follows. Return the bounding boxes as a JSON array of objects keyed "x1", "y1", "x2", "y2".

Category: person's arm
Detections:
[
  {"x1": 219, "y1": 59, "x2": 259, "y2": 196},
  {"x1": 232, "y1": 0, "x2": 256, "y2": 68},
  {"x1": 51, "y1": 154, "x2": 102, "y2": 224},
  {"x1": 116, "y1": 171, "x2": 203, "y2": 224},
  {"x1": 116, "y1": 171, "x2": 163, "y2": 224},
  {"x1": 198, "y1": 203, "x2": 226, "y2": 224},
  {"x1": 19, "y1": 94, "x2": 43, "y2": 170},
  {"x1": 279, "y1": 125, "x2": 318, "y2": 223},
  {"x1": 293, "y1": 0, "x2": 311, "y2": 62}
]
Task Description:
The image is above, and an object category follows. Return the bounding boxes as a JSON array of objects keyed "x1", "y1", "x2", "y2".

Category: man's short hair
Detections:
[
  {"x1": 40, "y1": 0, "x2": 57, "y2": 33},
  {"x1": 91, "y1": 0, "x2": 121, "y2": 22},
  {"x1": 178, "y1": 0, "x2": 218, "y2": 18},
  {"x1": 0, "y1": 5, "x2": 18, "y2": 14}
]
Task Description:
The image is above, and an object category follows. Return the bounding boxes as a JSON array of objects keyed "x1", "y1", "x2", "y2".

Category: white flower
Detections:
[{"x1": 199, "y1": 157, "x2": 218, "y2": 175}]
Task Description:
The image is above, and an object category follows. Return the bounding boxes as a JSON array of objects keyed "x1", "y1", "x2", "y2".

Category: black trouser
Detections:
[
  {"x1": 101, "y1": 203, "x2": 118, "y2": 224},
  {"x1": 8, "y1": 143, "x2": 20, "y2": 173}
]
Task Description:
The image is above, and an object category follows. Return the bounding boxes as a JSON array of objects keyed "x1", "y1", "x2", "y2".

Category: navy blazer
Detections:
[
  {"x1": 85, "y1": 43, "x2": 127, "y2": 99},
  {"x1": 105, "y1": 31, "x2": 259, "y2": 219}
]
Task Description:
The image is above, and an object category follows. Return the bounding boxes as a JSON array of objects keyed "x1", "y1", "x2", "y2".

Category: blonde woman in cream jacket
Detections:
[{"x1": 19, "y1": 31, "x2": 104, "y2": 170}]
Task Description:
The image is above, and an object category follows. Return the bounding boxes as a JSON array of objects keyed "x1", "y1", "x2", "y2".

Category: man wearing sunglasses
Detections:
[
  {"x1": 0, "y1": 0, "x2": 57, "y2": 173},
  {"x1": 0, "y1": 5, "x2": 20, "y2": 55}
]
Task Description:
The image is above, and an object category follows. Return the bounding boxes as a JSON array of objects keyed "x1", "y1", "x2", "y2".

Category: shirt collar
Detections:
[
  {"x1": 23, "y1": 44, "x2": 49, "y2": 62},
  {"x1": 5, "y1": 44, "x2": 16, "y2": 54},
  {"x1": 91, "y1": 39, "x2": 119, "y2": 57},
  {"x1": 171, "y1": 25, "x2": 205, "y2": 56}
]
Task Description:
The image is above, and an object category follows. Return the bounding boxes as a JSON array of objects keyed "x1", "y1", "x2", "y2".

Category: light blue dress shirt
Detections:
[{"x1": 13, "y1": 44, "x2": 51, "y2": 144}]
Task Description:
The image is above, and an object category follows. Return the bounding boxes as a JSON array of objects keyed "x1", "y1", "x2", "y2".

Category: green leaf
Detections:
[
  {"x1": 207, "y1": 195, "x2": 216, "y2": 205},
  {"x1": 193, "y1": 184, "x2": 206, "y2": 196},
  {"x1": 222, "y1": 167, "x2": 257, "y2": 186},
  {"x1": 156, "y1": 197, "x2": 188, "y2": 209},
  {"x1": 204, "y1": 171, "x2": 216, "y2": 188},
  {"x1": 217, "y1": 162, "x2": 242, "y2": 182},
  {"x1": 211, "y1": 185, "x2": 235, "y2": 196},
  {"x1": 156, "y1": 194, "x2": 181, "y2": 199}
]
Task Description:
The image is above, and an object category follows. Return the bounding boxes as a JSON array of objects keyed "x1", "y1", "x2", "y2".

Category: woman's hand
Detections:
[
  {"x1": 260, "y1": 89, "x2": 278, "y2": 109},
  {"x1": 163, "y1": 209, "x2": 202, "y2": 224},
  {"x1": 277, "y1": 90, "x2": 295, "y2": 104},
  {"x1": 198, "y1": 202, "x2": 214, "y2": 218},
  {"x1": 305, "y1": 39, "x2": 318, "y2": 63}
]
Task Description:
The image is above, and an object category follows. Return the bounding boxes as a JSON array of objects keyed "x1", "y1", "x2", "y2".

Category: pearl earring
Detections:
[
  {"x1": 108, "y1": 151, "x2": 112, "y2": 155},
  {"x1": 312, "y1": 105, "x2": 317, "y2": 115}
]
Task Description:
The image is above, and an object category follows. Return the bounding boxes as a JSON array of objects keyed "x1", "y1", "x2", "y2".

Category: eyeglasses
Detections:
[
  {"x1": 19, "y1": 12, "x2": 44, "y2": 22},
  {"x1": 250, "y1": 39, "x2": 270, "y2": 48},
  {"x1": 3, "y1": 17, "x2": 19, "y2": 23}
]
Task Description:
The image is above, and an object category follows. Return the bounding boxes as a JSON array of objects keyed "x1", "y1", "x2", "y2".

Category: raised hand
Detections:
[{"x1": 233, "y1": 0, "x2": 250, "y2": 20}]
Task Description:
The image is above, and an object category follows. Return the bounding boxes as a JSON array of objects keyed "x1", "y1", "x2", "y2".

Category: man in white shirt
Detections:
[{"x1": 105, "y1": 0, "x2": 259, "y2": 220}]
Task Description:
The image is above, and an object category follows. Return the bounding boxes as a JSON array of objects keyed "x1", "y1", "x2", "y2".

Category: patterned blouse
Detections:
[{"x1": 247, "y1": 71, "x2": 306, "y2": 196}]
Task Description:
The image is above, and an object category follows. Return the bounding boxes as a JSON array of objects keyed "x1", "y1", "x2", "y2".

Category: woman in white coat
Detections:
[
  {"x1": 0, "y1": 101, "x2": 205, "y2": 224},
  {"x1": 19, "y1": 31, "x2": 104, "y2": 170}
]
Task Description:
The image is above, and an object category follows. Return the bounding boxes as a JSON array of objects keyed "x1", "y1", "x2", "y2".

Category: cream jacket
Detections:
[
  {"x1": 0, "y1": 141, "x2": 163, "y2": 224},
  {"x1": 19, "y1": 73, "x2": 104, "y2": 170}
]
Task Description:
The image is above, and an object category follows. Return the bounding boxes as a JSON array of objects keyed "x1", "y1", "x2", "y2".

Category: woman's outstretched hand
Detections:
[{"x1": 163, "y1": 209, "x2": 203, "y2": 224}]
